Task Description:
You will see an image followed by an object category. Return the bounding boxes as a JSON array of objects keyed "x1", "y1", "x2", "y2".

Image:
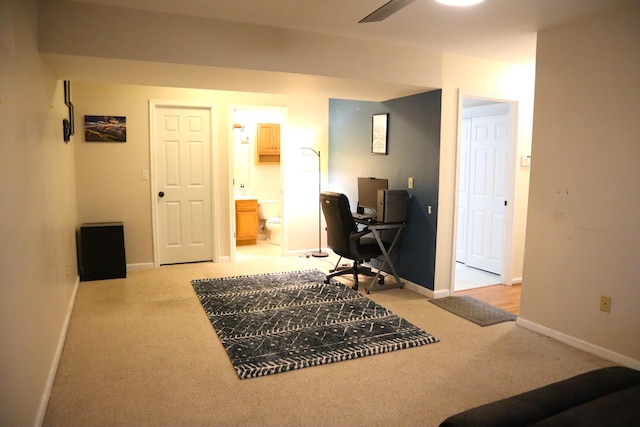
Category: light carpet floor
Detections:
[{"x1": 44, "y1": 255, "x2": 614, "y2": 427}]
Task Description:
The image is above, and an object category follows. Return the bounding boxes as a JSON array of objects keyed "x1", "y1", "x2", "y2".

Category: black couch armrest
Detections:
[
  {"x1": 530, "y1": 385, "x2": 640, "y2": 426},
  {"x1": 439, "y1": 366, "x2": 640, "y2": 427}
]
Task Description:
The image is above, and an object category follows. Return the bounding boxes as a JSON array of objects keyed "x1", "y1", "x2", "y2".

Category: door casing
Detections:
[
  {"x1": 228, "y1": 105, "x2": 287, "y2": 261},
  {"x1": 451, "y1": 91, "x2": 519, "y2": 292},
  {"x1": 459, "y1": 108, "x2": 509, "y2": 273}
]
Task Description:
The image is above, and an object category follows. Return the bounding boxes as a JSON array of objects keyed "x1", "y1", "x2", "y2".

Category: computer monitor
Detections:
[{"x1": 357, "y1": 177, "x2": 388, "y2": 211}]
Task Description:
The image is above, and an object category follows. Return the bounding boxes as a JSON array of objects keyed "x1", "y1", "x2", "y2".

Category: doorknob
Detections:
[{"x1": 158, "y1": 191, "x2": 165, "y2": 198}]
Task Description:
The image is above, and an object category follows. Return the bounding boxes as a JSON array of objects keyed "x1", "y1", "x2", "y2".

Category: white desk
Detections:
[{"x1": 353, "y1": 218, "x2": 407, "y2": 293}]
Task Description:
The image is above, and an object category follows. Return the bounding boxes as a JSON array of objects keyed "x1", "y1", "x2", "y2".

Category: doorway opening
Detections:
[
  {"x1": 453, "y1": 95, "x2": 515, "y2": 292},
  {"x1": 230, "y1": 106, "x2": 286, "y2": 261}
]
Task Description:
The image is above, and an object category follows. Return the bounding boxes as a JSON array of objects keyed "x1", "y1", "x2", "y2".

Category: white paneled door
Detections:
[
  {"x1": 464, "y1": 113, "x2": 509, "y2": 274},
  {"x1": 154, "y1": 106, "x2": 212, "y2": 265}
]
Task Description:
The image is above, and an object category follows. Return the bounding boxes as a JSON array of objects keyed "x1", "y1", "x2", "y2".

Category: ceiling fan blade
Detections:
[{"x1": 359, "y1": 0, "x2": 417, "y2": 23}]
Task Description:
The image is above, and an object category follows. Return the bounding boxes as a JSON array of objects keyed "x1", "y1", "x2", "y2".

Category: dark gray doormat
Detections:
[{"x1": 429, "y1": 295, "x2": 517, "y2": 326}]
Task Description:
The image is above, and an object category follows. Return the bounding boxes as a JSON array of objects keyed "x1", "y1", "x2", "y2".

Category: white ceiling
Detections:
[{"x1": 74, "y1": 0, "x2": 633, "y2": 64}]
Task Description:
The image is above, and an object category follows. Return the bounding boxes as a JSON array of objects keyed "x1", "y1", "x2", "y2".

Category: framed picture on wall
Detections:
[
  {"x1": 84, "y1": 115, "x2": 127, "y2": 142},
  {"x1": 371, "y1": 113, "x2": 388, "y2": 155}
]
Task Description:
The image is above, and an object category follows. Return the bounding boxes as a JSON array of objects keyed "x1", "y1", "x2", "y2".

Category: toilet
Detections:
[{"x1": 258, "y1": 200, "x2": 281, "y2": 245}]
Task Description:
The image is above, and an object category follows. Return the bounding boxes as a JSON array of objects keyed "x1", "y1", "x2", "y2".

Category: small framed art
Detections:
[
  {"x1": 84, "y1": 115, "x2": 127, "y2": 142},
  {"x1": 371, "y1": 113, "x2": 388, "y2": 155}
]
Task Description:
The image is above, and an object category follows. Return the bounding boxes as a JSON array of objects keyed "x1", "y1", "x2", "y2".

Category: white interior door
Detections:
[
  {"x1": 155, "y1": 106, "x2": 212, "y2": 265},
  {"x1": 465, "y1": 113, "x2": 509, "y2": 274}
]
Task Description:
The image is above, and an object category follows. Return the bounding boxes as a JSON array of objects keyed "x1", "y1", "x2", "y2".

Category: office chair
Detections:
[{"x1": 320, "y1": 191, "x2": 385, "y2": 290}]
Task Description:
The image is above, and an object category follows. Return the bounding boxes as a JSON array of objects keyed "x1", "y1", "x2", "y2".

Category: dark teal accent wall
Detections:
[{"x1": 328, "y1": 90, "x2": 441, "y2": 290}]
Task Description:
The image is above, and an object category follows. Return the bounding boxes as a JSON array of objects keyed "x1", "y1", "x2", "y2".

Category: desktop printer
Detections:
[{"x1": 376, "y1": 190, "x2": 409, "y2": 223}]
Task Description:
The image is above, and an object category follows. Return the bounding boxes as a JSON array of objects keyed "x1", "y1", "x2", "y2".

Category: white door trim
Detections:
[
  {"x1": 451, "y1": 90, "x2": 519, "y2": 292},
  {"x1": 228, "y1": 105, "x2": 288, "y2": 261},
  {"x1": 149, "y1": 100, "x2": 219, "y2": 268},
  {"x1": 228, "y1": 105, "x2": 237, "y2": 262}
]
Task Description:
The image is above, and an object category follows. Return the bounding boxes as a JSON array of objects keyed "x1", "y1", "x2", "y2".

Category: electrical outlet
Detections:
[
  {"x1": 600, "y1": 295, "x2": 611, "y2": 313},
  {"x1": 408, "y1": 177, "x2": 414, "y2": 189}
]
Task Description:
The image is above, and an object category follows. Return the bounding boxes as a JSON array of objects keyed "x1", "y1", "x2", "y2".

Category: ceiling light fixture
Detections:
[{"x1": 435, "y1": 0, "x2": 485, "y2": 6}]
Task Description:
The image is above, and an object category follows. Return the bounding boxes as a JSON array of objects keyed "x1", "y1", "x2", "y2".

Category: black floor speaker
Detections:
[{"x1": 78, "y1": 222, "x2": 126, "y2": 281}]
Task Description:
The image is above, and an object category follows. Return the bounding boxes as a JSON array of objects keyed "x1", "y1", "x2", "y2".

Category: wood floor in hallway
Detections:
[{"x1": 455, "y1": 284, "x2": 522, "y2": 315}]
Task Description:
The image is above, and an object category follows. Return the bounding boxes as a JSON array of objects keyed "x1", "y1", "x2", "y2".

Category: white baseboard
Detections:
[
  {"x1": 516, "y1": 317, "x2": 640, "y2": 371},
  {"x1": 403, "y1": 279, "x2": 450, "y2": 299},
  {"x1": 433, "y1": 288, "x2": 453, "y2": 298},
  {"x1": 402, "y1": 279, "x2": 440, "y2": 299},
  {"x1": 127, "y1": 258, "x2": 235, "y2": 269},
  {"x1": 36, "y1": 275, "x2": 80, "y2": 427},
  {"x1": 285, "y1": 249, "x2": 307, "y2": 257},
  {"x1": 286, "y1": 249, "x2": 323, "y2": 258},
  {"x1": 126, "y1": 262, "x2": 154, "y2": 271},
  {"x1": 404, "y1": 281, "x2": 434, "y2": 299}
]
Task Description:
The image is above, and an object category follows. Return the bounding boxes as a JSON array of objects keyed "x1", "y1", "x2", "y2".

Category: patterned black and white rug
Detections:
[{"x1": 192, "y1": 269, "x2": 438, "y2": 379}]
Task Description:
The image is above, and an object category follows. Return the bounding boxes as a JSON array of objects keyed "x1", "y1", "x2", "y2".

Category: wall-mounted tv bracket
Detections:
[{"x1": 62, "y1": 80, "x2": 74, "y2": 143}]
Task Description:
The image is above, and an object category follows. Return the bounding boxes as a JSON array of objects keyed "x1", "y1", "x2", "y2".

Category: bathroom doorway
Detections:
[{"x1": 230, "y1": 106, "x2": 286, "y2": 260}]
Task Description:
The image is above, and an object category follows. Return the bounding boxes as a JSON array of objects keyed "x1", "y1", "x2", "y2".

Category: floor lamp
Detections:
[{"x1": 300, "y1": 147, "x2": 329, "y2": 258}]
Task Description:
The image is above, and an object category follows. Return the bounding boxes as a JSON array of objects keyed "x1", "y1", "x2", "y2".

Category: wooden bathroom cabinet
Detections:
[
  {"x1": 235, "y1": 199, "x2": 258, "y2": 245},
  {"x1": 256, "y1": 123, "x2": 280, "y2": 164}
]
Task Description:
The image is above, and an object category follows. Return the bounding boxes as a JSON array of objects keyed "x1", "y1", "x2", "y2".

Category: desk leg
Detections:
[{"x1": 366, "y1": 228, "x2": 404, "y2": 293}]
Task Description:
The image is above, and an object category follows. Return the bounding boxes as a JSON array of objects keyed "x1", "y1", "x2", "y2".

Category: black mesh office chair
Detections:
[{"x1": 320, "y1": 191, "x2": 385, "y2": 290}]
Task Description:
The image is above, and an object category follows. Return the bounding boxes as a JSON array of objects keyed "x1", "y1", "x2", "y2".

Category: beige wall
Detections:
[
  {"x1": 521, "y1": 4, "x2": 640, "y2": 362},
  {"x1": 434, "y1": 54, "x2": 536, "y2": 295},
  {"x1": 0, "y1": 1, "x2": 79, "y2": 425},
  {"x1": 74, "y1": 82, "x2": 329, "y2": 264},
  {"x1": 38, "y1": 0, "x2": 442, "y2": 98},
  {"x1": 73, "y1": 57, "x2": 536, "y2": 289},
  {"x1": 44, "y1": 0, "x2": 542, "y2": 286}
]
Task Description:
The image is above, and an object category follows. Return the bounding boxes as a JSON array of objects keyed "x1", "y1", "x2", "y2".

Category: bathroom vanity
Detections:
[{"x1": 235, "y1": 198, "x2": 259, "y2": 245}]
